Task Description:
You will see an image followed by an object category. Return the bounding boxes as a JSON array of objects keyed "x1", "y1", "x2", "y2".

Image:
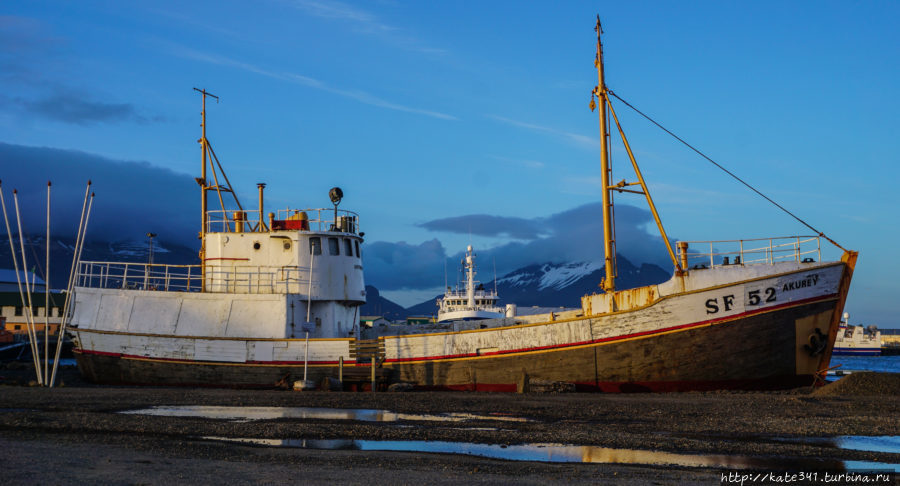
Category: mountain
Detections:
[
  {"x1": 359, "y1": 285, "x2": 407, "y2": 321},
  {"x1": 404, "y1": 255, "x2": 671, "y2": 317},
  {"x1": 0, "y1": 235, "x2": 197, "y2": 289}
]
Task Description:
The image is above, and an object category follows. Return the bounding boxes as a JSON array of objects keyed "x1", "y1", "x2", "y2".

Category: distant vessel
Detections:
[
  {"x1": 833, "y1": 313, "x2": 882, "y2": 356},
  {"x1": 437, "y1": 245, "x2": 505, "y2": 323}
]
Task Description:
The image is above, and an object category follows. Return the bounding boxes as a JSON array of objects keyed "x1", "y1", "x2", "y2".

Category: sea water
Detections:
[{"x1": 830, "y1": 355, "x2": 900, "y2": 374}]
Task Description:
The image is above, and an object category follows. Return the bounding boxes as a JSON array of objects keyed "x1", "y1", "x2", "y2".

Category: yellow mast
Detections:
[
  {"x1": 194, "y1": 88, "x2": 218, "y2": 292},
  {"x1": 590, "y1": 18, "x2": 683, "y2": 289},
  {"x1": 592, "y1": 17, "x2": 616, "y2": 293}
]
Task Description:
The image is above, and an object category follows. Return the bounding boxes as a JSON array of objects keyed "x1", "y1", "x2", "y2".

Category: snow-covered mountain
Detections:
[{"x1": 404, "y1": 255, "x2": 671, "y2": 317}]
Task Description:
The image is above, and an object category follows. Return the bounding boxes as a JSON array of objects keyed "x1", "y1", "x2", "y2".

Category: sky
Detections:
[{"x1": 0, "y1": 1, "x2": 898, "y2": 325}]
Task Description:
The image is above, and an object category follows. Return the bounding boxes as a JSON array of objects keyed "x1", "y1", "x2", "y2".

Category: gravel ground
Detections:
[{"x1": 0, "y1": 368, "x2": 898, "y2": 485}]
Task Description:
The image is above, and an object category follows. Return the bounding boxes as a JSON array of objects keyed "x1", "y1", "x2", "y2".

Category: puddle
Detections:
[
  {"x1": 835, "y1": 436, "x2": 900, "y2": 455},
  {"x1": 120, "y1": 406, "x2": 531, "y2": 424},
  {"x1": 198, "y1": 436, "x2": 868, "y2": 470},
  {"x1": 776, "y1": 435, "x2": 900, "y2": 455}
]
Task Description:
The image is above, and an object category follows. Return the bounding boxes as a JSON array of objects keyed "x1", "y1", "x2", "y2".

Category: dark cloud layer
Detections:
[
  {"x1": 365, "y1": 203, "x2": 677, "y2": 291},
  {"x1": 418, "y1": 214, "x2": 545, "y2": 239},
  {"x1": 11, "y1": 92, "x2": 160, "y2": 125},
  {"x1": 0, "y1": 142, "x2": 197, "y2": 246}
]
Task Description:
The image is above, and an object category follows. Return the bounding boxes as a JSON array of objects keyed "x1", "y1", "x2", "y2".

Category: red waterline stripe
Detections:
[{"x1": 383, "y1": 293, "x2": 839, "y2": 364}]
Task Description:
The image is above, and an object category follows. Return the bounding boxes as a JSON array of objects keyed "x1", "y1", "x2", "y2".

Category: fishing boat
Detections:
[
  {"x1": 437, "y1": 245, "x2": 506, "y2": 323},
  {"x1": 833, "y1": 313, "x2": 881, "y2": 356},
  {"x1": 375, "y1": 18, "x2": 857, "y2": 392},
  {"x1": 70, "y1": 19, "x2": 857, "y2": 391},
  {"x1": 69, "y1": 89, "x2": 369, "y2": 387}
]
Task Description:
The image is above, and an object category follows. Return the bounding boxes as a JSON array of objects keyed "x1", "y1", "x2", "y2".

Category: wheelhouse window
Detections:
[
  {"x1": 309, "y1": 237, "x2": 322, "y2": 255},
  {"x1": 14, "y1": 306, "x2": 23, "y2": 316},
  {"x1": 344, "y1": 238, "x2": 353, "y2": 257},
  {"x1": 328, "y1": 237, "x2": 340, "y2": 256}
]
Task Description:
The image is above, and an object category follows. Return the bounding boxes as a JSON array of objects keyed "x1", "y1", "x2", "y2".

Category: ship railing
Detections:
[
  {"x1": 76, "y1": 261, "x2": 203, "y2": 292},
  {"x1": 76, "y1": 262, "x2": 321, "y2": 295},
  {"x1": 204, "y1": 265, "x2": 318, "y2": 294},
  {"x1": 676, "y1": 236, "x2": 822, "y2": 270},
  {"x1": 205, "y1": 208, "x2": 361, "y2": 234}
]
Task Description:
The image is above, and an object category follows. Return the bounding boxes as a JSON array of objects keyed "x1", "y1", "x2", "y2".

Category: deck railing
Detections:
[
  {"x1": 205, "y1": 208, "x2": 360, "y2": 233},
  {"x1": 76, "y1": 261, "x2": 319, "y2": 295},
  {"x1": 677, "y1": 236, "x2": 822, "y2": 270}
]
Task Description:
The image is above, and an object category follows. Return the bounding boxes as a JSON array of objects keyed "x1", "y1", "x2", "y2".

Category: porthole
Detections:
[
  {"x1": 253, "y1": 241, "x2": 261, "y2": 250},
  {"x1": 283, "y1": 241, "x2": 291, "y2": 250}
]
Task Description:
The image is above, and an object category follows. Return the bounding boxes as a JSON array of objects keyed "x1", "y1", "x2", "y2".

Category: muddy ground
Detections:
[{"x1": 0, "y1": 368, "x2": 898, "y2": 485}]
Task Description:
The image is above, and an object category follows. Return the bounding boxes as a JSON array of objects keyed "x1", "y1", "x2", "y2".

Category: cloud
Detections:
[
  {"x1": 174, "y1": 47, "x2": 457, "y2": 121},
  {"x1": 7, "y1": 91, "x2": 163, "y2": 125},
  {"x1": 418, "y1": 214, "x2": 546, "y2": 240},
  {"x1": 363, "y1": 238, "x2": 448, "y2": 291},
  {"x1": 286, "y1": 0, "x2": 446, "y2": 54},
  {"x1": 0, "y1": 142, "x2": 197, "y2": 246},
  {"x1": 366, "y1": 202, "x2": 677, "y2": 291},
  {"x1": 487, "y1": 115, "x2": 599, "y2": 148}
]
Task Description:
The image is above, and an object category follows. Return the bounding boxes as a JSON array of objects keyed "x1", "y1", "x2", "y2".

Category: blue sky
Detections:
[{"x1": 1, "y1": 1, "x2": 897, "y2": 325}]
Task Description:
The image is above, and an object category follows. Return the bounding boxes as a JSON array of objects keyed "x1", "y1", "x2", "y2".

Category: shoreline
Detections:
[{"x1": 1, "y1": 370, "x2": 898, "y2": 484}]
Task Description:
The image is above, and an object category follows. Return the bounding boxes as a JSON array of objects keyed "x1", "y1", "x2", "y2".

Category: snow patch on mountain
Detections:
[{"x1": 537, "y1": 261, "x2": 604, "y2": 290}]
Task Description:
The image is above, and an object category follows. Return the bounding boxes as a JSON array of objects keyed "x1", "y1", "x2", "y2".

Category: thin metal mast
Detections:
[
  {"x1": 592, "y1": 16, "x2": 616, "y2": 293},
  {"x1": 194, "y1": 88, "x2": 218, "y2": 292}
]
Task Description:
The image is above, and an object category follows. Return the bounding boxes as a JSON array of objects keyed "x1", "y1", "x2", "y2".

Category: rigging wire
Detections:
[{"x1": 607, "y1": 89, "x2": 847, "y2": 252}]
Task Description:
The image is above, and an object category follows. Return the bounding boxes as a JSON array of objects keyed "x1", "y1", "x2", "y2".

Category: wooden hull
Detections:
[{"x1": 387, "y1": 299, "x2": 836, "y2": 392}]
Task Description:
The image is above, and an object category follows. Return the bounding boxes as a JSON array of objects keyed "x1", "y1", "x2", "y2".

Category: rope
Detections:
[{"x1": 607, "y1": 90, "x2": 846, "y2": 252}]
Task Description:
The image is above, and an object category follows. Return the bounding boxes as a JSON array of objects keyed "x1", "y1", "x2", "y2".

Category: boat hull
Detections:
[
  {"x1": 386, "y1": 298, "x2": 837, "y2": 392},
  {"x1": 73, "y1": 349, "x2": 366, "y2": 388}
]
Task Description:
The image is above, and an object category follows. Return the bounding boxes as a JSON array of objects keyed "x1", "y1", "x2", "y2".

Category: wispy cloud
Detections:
[
  {"x1": 285, "y1": 0, "x2": 446, "y2": 54},
  {"x1": 175, "y1": 47, "x2": 457, "y2": 121},
  {"x1": 5, "y1": 91, "x2": 164, "y2": 125},
  {"x1": 487, "y1": 115, "x2": 598, "y2": 148},
  {"x1": 489, "y1": 155, "x2": 545, "y2": 169}
]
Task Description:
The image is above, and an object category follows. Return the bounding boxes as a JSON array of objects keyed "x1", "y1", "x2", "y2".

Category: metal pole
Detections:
[
  {"x1": 306, "y1": 245, "x2": 315, "y2": 323},
  {"x1": 303, "y1": 331, "x2": 309, "y2": 382},
  {"x1": 370, "y1": 356, "x2": 375, "y2": 392},
  {"x1": 339, "y1": 356, "x2": 343, "y2": 383},
  {"x1": 13, "y1": 190, "x2": 42, "y2": 385},
  {"x1": 50, "y1": 183, "x2": 90, "y2": 386},
  {"x1": 44, "y1": 182, "x2": 50, "y2": 385},
  {"x1": 50, "y1": 190, "x2": 93, "y2": 387},
  {"x1": 593, "y1": 17, "x2": 616, "y2": 293}
]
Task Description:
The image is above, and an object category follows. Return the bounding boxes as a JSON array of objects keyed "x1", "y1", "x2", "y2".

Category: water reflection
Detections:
[
  {"x1": 200, "y1": 437, "x2": 855, "y2": 470},
  {"x1": 120, "y1": 406, "x2": 530, "y2": 424}
]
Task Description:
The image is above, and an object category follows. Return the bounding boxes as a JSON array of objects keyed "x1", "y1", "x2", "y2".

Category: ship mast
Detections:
[
  {"x1": 195, "y1": 88, "x2": 218, "y2": 292},
  {"x1": 591, "y1": 17, "x2": 683, "y2": 292},
  {"x1": 592, "y1": 17, "x2": 617, "y2": 293}
]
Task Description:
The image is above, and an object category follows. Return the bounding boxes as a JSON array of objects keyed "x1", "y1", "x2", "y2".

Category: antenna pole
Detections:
[
  {"x1": 194, "y1": 88, "x2": 218, "y2": 292},
  {"x1": 592, "y1": 16, "x2": 616, "y2": 293}
]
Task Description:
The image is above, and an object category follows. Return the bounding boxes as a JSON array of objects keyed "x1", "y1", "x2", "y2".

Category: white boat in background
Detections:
[
  {"x1": 437, "y1": 245, "x2": 506, "y2": 323},
  {"x1": 833, "y1": 313, "x2": 882, "y2": 356}
]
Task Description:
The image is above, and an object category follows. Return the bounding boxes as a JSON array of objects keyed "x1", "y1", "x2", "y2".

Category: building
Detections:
[
  {"x1": 406, "y1": 316, "x2": 436, "y2": 325},
  {"x1": 0, "y1": 269, "x2": 46, "y2": 292},
  {"x1": 360, "y1": 316, "x2": 390, "y2": 328},
  {"x1": 0, "y1": 291, "x2": 65, "y2": 335}
]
